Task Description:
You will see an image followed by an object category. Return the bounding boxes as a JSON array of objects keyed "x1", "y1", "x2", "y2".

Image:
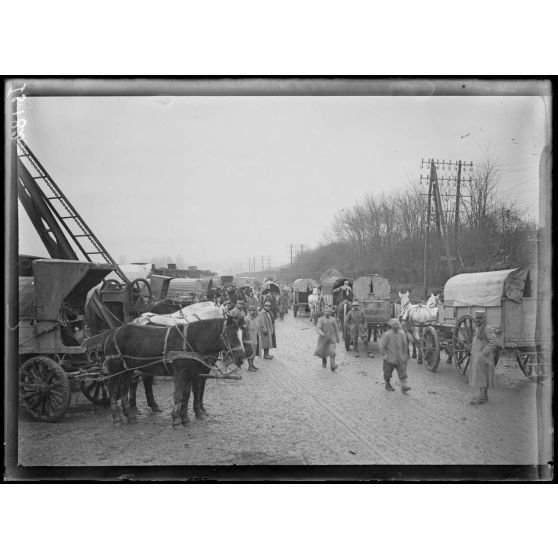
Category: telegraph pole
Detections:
[
  {"x1": 420, "y1": 158, "x2": 473, "y2": 295},
  {"x1": 454, "y1": 160, "x2": 462, "y2": 254},
  {"x1": 423, "y1": 163, "x2": 433, "y2": 299}
]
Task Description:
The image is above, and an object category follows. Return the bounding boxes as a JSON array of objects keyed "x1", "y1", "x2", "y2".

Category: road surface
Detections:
[{"x1": 18, "y1": 312, "x2": 539, "y2": 466}]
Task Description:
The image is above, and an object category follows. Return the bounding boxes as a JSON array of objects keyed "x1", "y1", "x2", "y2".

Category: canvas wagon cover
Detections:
[
  {"x1": 444, "y1": 268, "x2": 529, "y2": 307},
  {"x1": 19, "y1": 277, "x2": 36, "y2": 319},
  {"x1": 30, "y1": 259, "x2": 114, "y2": 320},
  {"x1": 319, "y1": 269, "x2": 342, "y2": 283},
  {"x1": 262, "y1": 280, "x2": 281, "y2": 293},
  {"x1": 352, "y1": 275, "x2": 391, "y2": 301},
  {"x1": 293, "y1": 278, "x2": 318, "y2": 291}
]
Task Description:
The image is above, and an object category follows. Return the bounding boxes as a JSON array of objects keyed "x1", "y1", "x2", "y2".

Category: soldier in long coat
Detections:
[
  {"x1": 344, "y1": 301, "x2": 370, "y2": 357},
  {"x1": 469, "y1": 310, "x2": 498, "y2": 405},
  {"x1": 243, "y1": 306, "x2": 262, "y2": 371},
  {"x1": 314, "y1": 306, "x2": 340, "y2": 371},
  {"x1": 259, "y1": 301, "x2": 276, "y2": 359}
]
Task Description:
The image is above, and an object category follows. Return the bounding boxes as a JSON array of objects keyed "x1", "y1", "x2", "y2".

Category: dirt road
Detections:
[{"x1": 18, "y1": 313, "x2": 539, "y2": 466}]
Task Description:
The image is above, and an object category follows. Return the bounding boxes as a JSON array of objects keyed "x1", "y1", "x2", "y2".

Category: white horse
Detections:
[{"x1": 398, "y1": 291, "x2": 439, "y2": 363}]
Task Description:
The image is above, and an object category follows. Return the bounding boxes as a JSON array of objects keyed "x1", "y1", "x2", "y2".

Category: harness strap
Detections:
[
  {"x1": 113, "y1": 329, "x2": 129, "y2": 370},
  {"x1": 162, "y1": 327, "x2": 172, "y2": 375}
]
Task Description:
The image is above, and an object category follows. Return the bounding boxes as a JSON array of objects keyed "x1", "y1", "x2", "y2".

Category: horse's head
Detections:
[
  {"x1": 399, "y1": 290, "x2": 410, "y2": 306},
  {"x1": 221, "y1": 312, "x2": 245, "y2": 366}
]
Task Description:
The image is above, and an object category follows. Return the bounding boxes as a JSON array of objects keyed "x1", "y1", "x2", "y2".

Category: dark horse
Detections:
[
  {"x1": 103, "y1": 316, "x2": 245, "y2": 427},
  {"x1": 125, "y1": 297, "x2": 191, "y2": 413}
]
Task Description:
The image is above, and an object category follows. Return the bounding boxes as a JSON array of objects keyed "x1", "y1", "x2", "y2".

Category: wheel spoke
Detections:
[{"x1": 456, "y1": 352, "x2": 468, "y2": 365}]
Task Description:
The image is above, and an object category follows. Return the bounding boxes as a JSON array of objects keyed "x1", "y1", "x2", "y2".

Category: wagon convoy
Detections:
[{"x1": 15, "y1": 139, "x2": 548, "y2": 427}]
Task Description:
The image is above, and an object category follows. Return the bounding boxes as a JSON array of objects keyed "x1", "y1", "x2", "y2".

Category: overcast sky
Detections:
[{"x1": 18, "y1": 95, "x2": 546, "y2": 273}]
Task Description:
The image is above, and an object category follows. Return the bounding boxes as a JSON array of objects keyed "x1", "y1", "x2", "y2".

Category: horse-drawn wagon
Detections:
[
  {"x1": 18, "y1": 259, "x2": 117, "y2": 421},
  {"x1": 404, "y1": 268, "x2": 549, "y2": 380},
  {"x1": 347, "y1": 274, "x2": 394, "y2": 351},
  {"x1": 292, "y1": 278, "x2": 319, "y2": 317}
]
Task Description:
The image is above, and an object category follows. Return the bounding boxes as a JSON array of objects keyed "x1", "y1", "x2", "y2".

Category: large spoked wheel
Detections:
[
  {"x1": 452, "y1": 315, "x2": 474, "y2": 376},
  {"x1": 422, "y1": 326, "x2": 441, "y2": 372},
  {"x1": 19, "y1": 356, "x2": 71, "y2": 422},
  {"x1": 515, "y1": 346, "x2": 546, "y2": 381},
  {"x1": 81, "y1": 376, "x2": 110, "y2": 406},
  {"x1": 131, "y1": 278, "x2": 153, "y2": 314}
]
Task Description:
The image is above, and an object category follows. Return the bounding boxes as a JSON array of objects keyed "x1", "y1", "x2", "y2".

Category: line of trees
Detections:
[{"x1": 291, "y1": 157, "x2": 537, "y2": 298}]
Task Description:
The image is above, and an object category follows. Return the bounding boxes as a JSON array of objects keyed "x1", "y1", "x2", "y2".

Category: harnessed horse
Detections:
[
  {"x1": 102, "y1": 308, "x2": 245, "y2": 427},
  {"x1": 398, "y1": 291, "x2": 439, "y2": 364}
]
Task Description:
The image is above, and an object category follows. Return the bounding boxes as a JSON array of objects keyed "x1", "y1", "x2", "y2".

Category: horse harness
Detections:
[{"x1": 103, "y1": 313, "x2": 236, "y2": 380}]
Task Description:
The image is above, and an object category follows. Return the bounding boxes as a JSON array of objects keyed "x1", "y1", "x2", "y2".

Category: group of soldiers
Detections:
[{"x1": 218, "y1": 286, "x2": 292, "y2": 372}]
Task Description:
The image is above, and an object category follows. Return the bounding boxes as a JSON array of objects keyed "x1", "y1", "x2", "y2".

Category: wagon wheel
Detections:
[
  {"x1": 452, "y1": 315, "x2": 474, "y2": 376},
  {"x1": 131, "y1": 278, "x2": 153, "y2": 314},
  {"x1": 422, "y1": 326, "x2": 441, "y2": 372},
  {"x1": 515, "y1": 347, "x2": 546, "y2": 381},
  {"x1": 19, "y1": 356, "x2": 71, "y2": 422},
  {"x1": 81, "y1": 377, "x2": 111, "y2": 406}
]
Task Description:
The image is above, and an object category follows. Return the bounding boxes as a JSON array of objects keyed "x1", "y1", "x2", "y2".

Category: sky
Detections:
[{"x1": 17, "y1": 94, "x2": 547, "y2": 273}]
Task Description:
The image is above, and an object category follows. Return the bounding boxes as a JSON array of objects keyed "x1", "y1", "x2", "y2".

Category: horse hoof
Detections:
[
  {"x1": 195, "y1": 413, "x2": 206, "y2": 420},
  {"x1": 151, "y1": 405, "x2": 163, "y2": 413},
  {"x1": 127, "y1": 416, "x2": 138, "y2": 424}
]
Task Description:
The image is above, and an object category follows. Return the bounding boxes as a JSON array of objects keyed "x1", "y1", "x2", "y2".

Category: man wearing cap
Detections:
[
  {"x1": 262, "y1": 291, "x2": 278, "y2": 321},
  {"x1": 259, "y1": 301, "x2": 276, "y2": 359},
  {"x1": 469, "y1": 310, "x2": 498, "y2": 405},
  {"x1": 243, "y1": 305, "x2": 262, "y2": 371},
  {"x1": 379, "y1": 318, "x2": 411, "y2": 393},
  {"x1": 345, "y1": 301, "x2": 372, "y2": 357}
]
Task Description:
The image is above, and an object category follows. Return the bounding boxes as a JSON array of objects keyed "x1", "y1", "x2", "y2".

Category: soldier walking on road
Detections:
[
  {"x1": 259, "y1": 301, "x2": 276, "y2": 359},
  {"x1": 380, "y1": 318, "x2": 411, "y2": 393},
  {"x1": 314, "y1": 306, "x2": 340, "y2": 371},
  {"x1": 468, "y1": 310, "x2": 498, "y2": 405}
]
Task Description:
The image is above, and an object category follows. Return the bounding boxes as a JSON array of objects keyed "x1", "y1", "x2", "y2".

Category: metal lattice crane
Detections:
[{"x1": 16, "y1": 138, "x2": 130, "y2": 285}]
